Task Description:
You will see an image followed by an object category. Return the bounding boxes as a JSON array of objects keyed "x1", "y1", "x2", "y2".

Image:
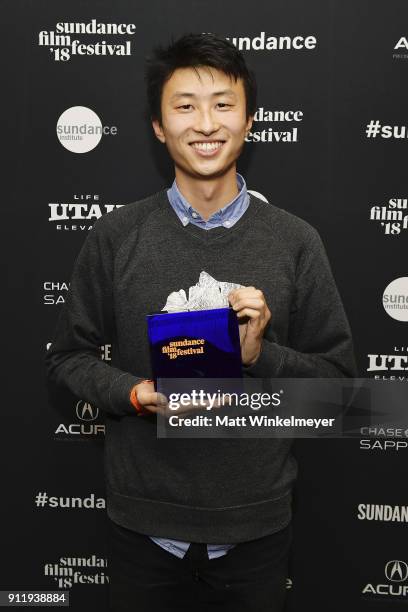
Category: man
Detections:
[{"x1": 45, "y1": 33, "x2": 356, "y2": 611}]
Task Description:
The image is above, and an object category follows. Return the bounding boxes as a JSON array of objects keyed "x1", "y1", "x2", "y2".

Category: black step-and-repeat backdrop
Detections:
[{"x1": 4, "y1": 0, "x2": 408, "y2": 610}]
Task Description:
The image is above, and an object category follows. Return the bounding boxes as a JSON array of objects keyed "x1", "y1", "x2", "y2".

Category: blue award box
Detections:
[{"x1": 146, "y1": 306, "x2": 243, "y2": 384}]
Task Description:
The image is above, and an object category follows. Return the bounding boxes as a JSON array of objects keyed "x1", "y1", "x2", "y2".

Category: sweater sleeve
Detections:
[
  {"x1": 44, "y1": 220, "x2": 145, "y2": 417},
  {"x1": 242, "y1": 227, "x2": 357, "y2": 379}
]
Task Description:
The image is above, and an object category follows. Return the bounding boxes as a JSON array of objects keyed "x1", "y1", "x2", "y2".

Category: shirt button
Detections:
[
  {"x1": 224, "y1": 220, "x2": 231, "y2": 227},
  {"x1": 192, "y1": 212, "x2": 199, "y2": 218},
  {"x1": 182, "y1": 216, "x2": 188, "y2": 223}
]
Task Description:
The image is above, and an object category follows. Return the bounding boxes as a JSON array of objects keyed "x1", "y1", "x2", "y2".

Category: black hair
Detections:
[{"x1": 145, "y1": 32, "x2": 257, "y2": 125}]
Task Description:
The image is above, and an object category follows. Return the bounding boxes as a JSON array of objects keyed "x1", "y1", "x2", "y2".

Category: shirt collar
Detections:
[{"x1": 167, "y1": 173, "x2": 249, "y2": 228}]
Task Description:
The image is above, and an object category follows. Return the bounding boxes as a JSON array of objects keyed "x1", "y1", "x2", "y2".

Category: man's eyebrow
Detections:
[{"x1": 169, "y1": 90, "x2": 237, "y2": 102}]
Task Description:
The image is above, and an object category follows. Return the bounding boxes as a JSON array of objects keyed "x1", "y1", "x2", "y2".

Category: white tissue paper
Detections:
[{"x1": 161, "y1": 271, "x2": 243, "y2": 312}]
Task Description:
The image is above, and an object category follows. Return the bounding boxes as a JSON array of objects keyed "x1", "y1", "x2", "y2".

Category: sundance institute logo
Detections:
[
  {"x1": 56, "y1": 106, "x2": 117, "y2": 153},
  {"x1": 383, "y1": 277, "x2": 408, "y2": 322}
]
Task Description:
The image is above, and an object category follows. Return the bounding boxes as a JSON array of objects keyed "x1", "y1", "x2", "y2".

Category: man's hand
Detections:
[
  {"x1": 132, "y1": 380, "x2": 168, "y2": 416},
  {"x1": 132, "y1": 380, "x2": 228, "y2": 418},
  {"x1": 228, "y1": 286, "x2": 271, "y2": 366}
]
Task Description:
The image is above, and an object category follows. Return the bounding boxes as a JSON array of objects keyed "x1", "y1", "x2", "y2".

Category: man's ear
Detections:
[
  {"x1": 152, "y1": 118, "x2": 166, "y2": 143},
  {"x1": 245, "y1": 115, "x2": 254, "y2": 134}
]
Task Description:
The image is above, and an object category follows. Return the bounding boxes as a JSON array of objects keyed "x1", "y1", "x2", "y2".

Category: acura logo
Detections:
[
  {"x1": 385, "y1": 560, "x2": 408, "y2": 582},
  {"x1": 75, "y1": 400, "x2": 99, "y2": 421}
]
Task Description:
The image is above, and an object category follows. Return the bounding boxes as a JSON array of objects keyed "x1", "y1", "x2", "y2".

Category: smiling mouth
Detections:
[{"x1": 189, "y1": 141, "x2": 225, "y2": 155}]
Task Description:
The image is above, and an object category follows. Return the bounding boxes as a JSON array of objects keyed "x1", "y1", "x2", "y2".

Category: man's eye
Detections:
[
  {"x1": 178, "y1": 104, "x2": 192, "y2": 110},
  {"x1": 217, "y1": 103, "x2": 232, "y2": 109}
]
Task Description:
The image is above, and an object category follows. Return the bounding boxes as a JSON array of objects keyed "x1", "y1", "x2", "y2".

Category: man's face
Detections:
[{"x1": 152, "y1": 66, "x2": 253, "y2": 180}]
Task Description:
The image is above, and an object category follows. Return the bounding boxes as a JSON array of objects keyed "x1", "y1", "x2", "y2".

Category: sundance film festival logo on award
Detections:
[
  {"x1": 370, "y1": 198, "x2": 408, "y2": 235},
  {"x1": 48, "y1": 193, "x2": 124, "y2": 231},
  {"x1": 38, "y1": 19, "x2": 136, "y2": 61},
  {"x1": 57, "y1": 106, "x2": 117, "y2": 153},
  {"x1": 383, "y1": 277, "x2": 408, "y2": 322}
]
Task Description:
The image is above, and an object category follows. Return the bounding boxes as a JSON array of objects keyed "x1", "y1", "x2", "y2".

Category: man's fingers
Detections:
[
  {"x1": 232, "y1": 297, "x2": 264, "y2": 311},
  {"x1": 167, "y1": 396, "x2": 231, "y2": 415},
  {"x1": 230, "y1": 286, "x2": 256, "y2": 294},
  {"x1": 156, "y1": 391, "x2": 169, "y2": 406},
  {"x1": 236, "y1": 308, "x2": 262, "y2": 319},
  {"x1": 141, "y1": 395, "x2": 169, "y2": 416},
  {"x1": 229, "y1": 287, "x2": 261, "y2": 300},
  {"x1": 137, "y1": 389, "x2": 168, "y2": 407},
  {"x1": 138, "y1": 393, "x2": 230, "y2": 418}
]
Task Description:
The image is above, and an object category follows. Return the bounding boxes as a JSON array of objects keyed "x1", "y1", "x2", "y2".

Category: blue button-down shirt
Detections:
[
  {"x1": 148, "y1": 173, "x2": 250, "y2": 560},
  {"x1": 166, "y1": 172, "x2": 250, "y2": 230}
]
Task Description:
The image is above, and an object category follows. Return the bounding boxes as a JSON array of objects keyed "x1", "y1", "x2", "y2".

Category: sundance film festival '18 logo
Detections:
[
  {"x1": 38, "y1": 19, "x2": 136, "y2": 62},
  {"x1": 383, "y1": 277, "x2": 408, "y2": 322},
  {"x1": 370, "y1": 198, "x2": 408, "y2": 235},
  {"x1": 57, "y1": 106, "x2": 117, "y2": 153},
  {"x1": 44, "y1": 554, "x2": 108, "y2": 590}
]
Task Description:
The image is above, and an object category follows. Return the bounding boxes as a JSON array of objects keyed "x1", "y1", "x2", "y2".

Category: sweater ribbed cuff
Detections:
[
  {"x1": 108, "y1": 372, "x2": 146, "y2": 416},
  {"x1": 242, "y1": 339, "x2": 285, "y2": 378}
]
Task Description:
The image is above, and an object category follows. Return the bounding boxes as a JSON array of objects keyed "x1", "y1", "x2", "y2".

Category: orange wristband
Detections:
[{"x1": 130, "y1": 380, "x2": 154, "y2": 416}]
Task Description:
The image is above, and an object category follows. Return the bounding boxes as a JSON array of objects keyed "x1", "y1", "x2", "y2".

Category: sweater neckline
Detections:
[{"x1": 158, "y1": 189, "x2": 260, "y2": 242}]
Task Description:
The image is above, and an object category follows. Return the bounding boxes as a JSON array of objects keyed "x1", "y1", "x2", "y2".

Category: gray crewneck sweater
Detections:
[{"x1": 45, "y1": 189, "x2": 357, "y2": 543}]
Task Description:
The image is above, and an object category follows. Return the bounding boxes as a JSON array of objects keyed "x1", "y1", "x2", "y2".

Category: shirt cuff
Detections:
[
  {"x1": 108, "y1": 372, "x2": 147, "y2": 416},
  {"x1": 241, "y1": 339, "x2": 285, "y2": 378}
]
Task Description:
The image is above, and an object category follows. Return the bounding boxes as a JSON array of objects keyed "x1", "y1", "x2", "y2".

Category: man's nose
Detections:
[{"x1": 194, "y1": 109, "x2": 219, "y2": 135}]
